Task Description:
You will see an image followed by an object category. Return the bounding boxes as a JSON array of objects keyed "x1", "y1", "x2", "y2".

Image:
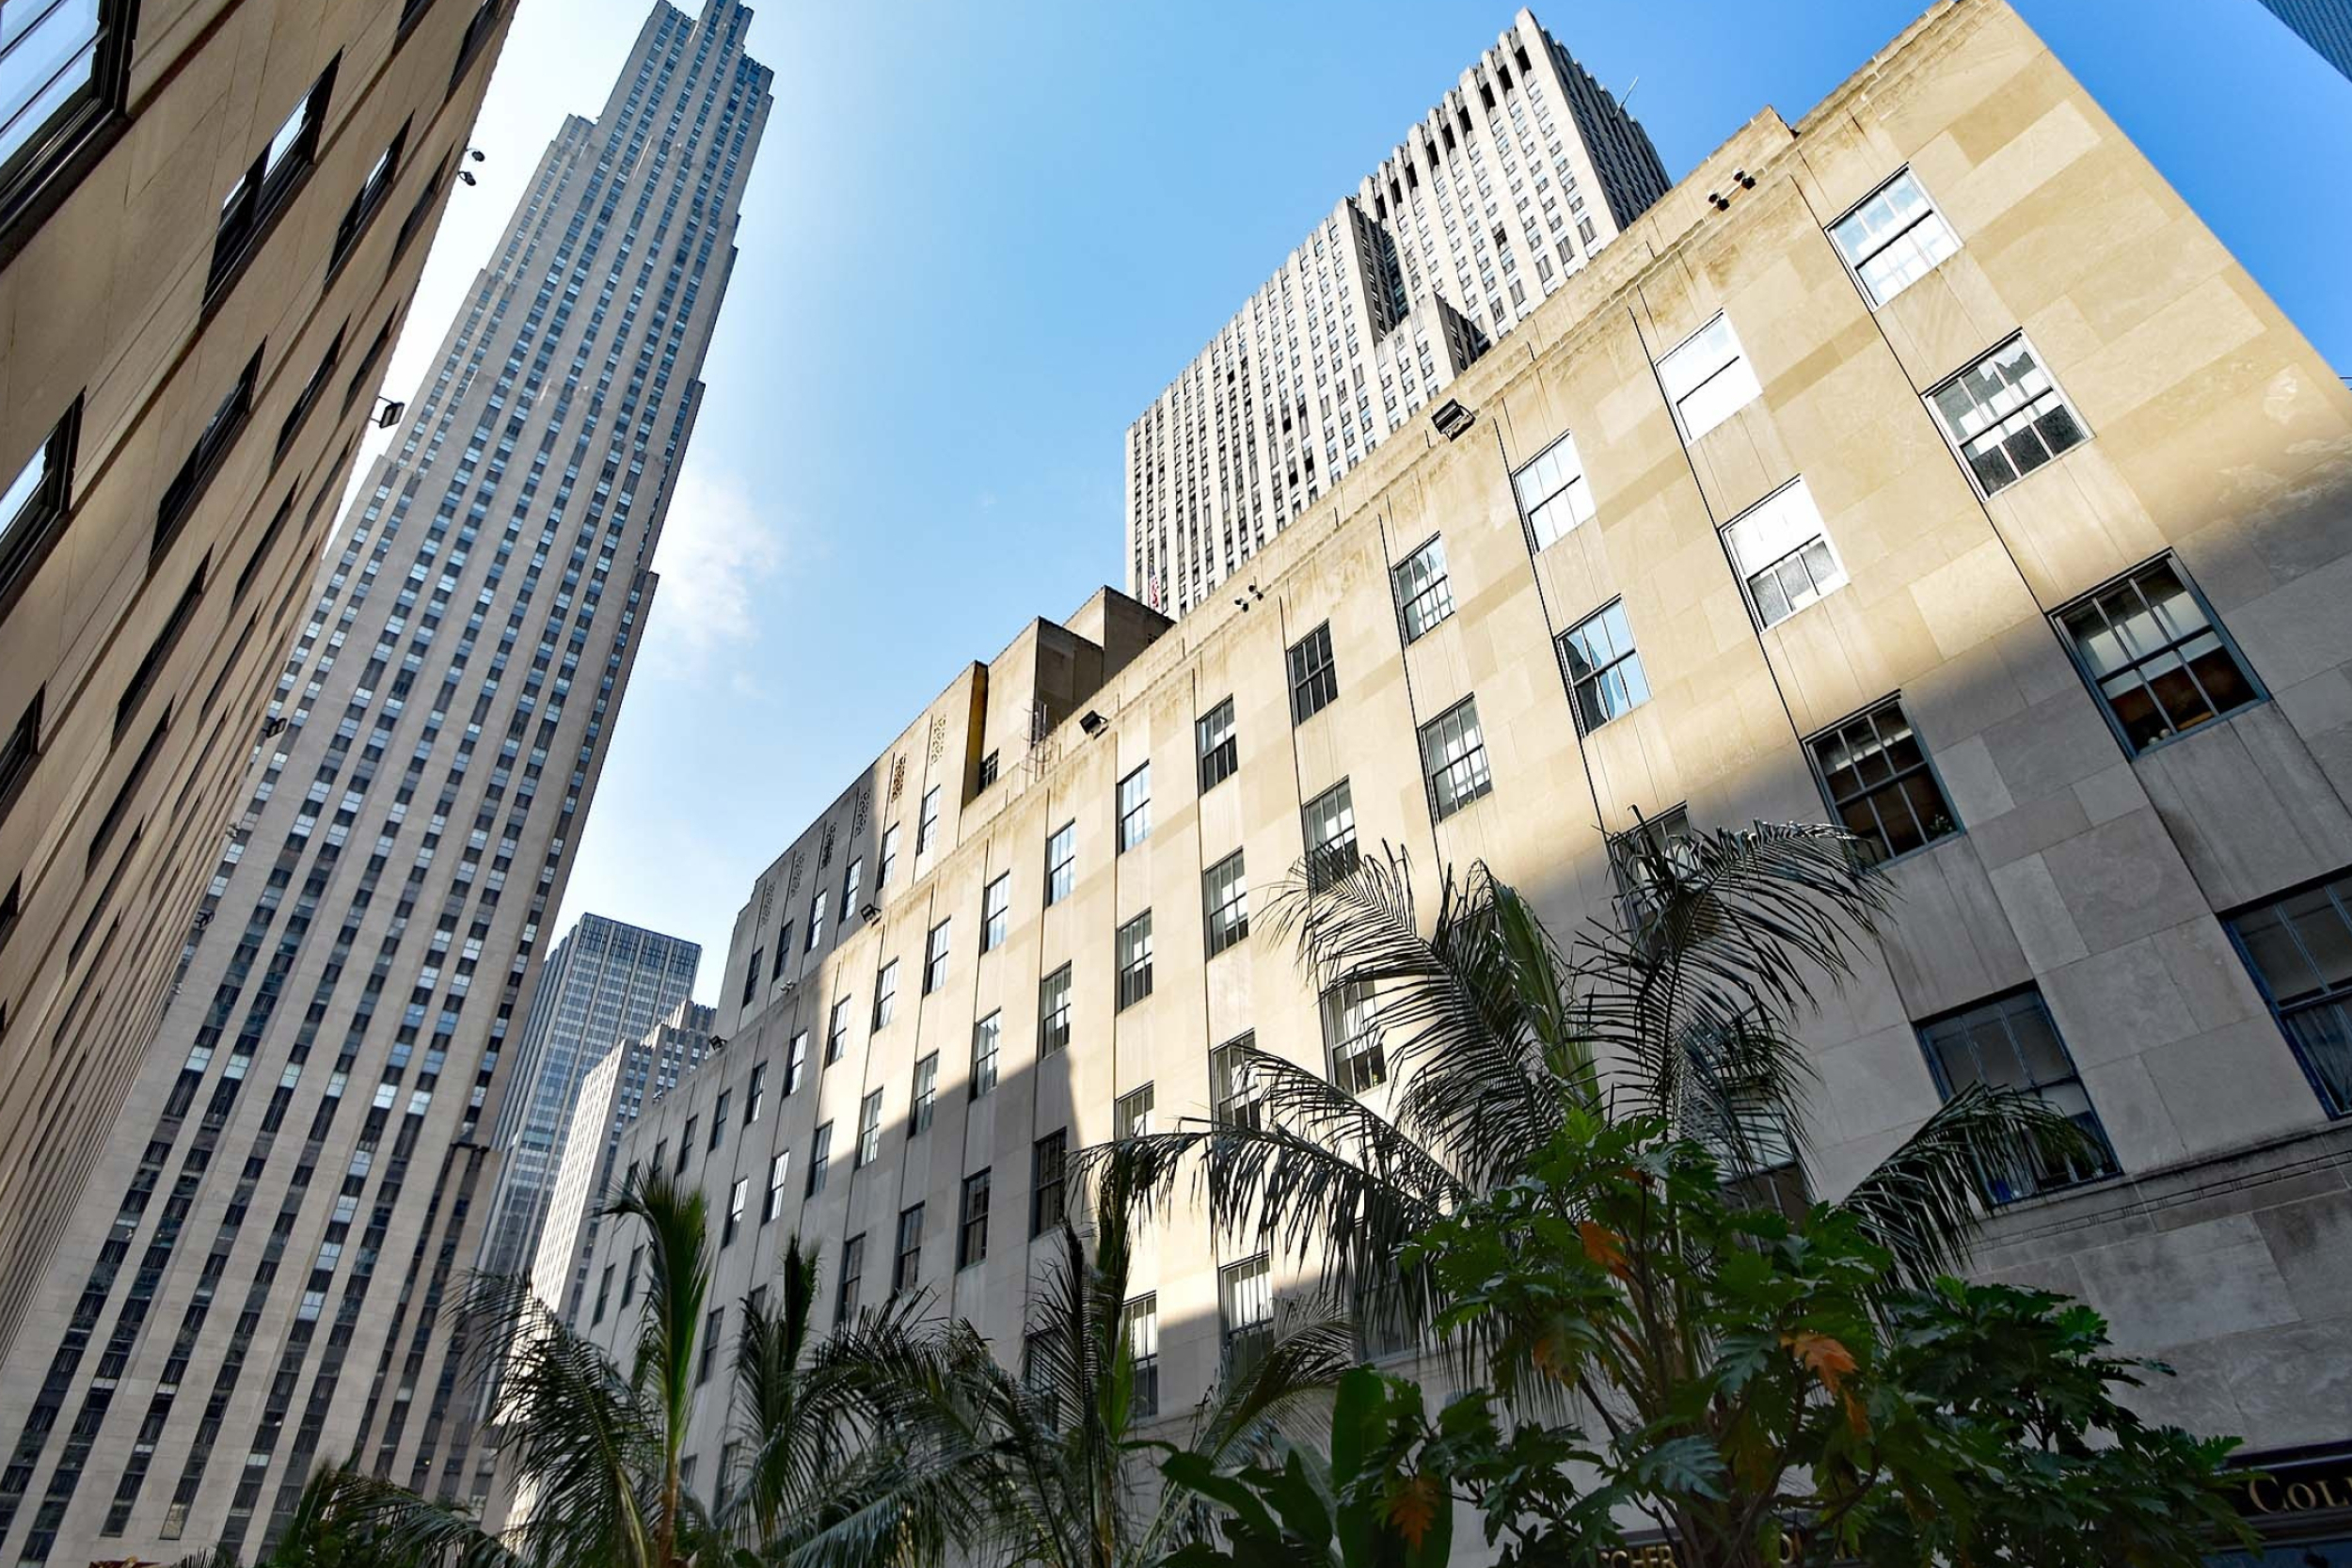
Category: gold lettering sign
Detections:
[{"x1": 2239, "y1": 1459, "x2": 2352, "y2": 1519}]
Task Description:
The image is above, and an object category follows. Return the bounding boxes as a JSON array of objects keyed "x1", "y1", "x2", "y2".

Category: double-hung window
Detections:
[
  {"x1": 1928, "y1": 336, "x2": 2087, "y2": 497},
  {"x1": 1212, "y1": 1035, "x2": 1266, "y2": 1131},
  {"x1": 723, "y1": 1179, "x2": 747, "y2": 1246},
  {"x1": 1115, "y1": 1084, "x2": 1154, "y2": 1140},
  {"x1": 1324, "y1": 982, "x2": 1387, "y2": 1096},
  {"x1": 764, "y1": 1150, "x2": 790, "y2": 1222},
  {"x1": 1203, "y1": 851, "x2": 1248, "y2": 958},
  {"x1": 893, "y1": 1205, "x2": 924, "y2": 1293},
  {"x1": 1289, "y1": 623, "x2": 1339, "y2": 722},
  {"x1": 1, "y1": 401, "x2": 77, "y2": 607},
  {"x1": 1037, "y1": 964, "x2": 1072, "y2": 1056},
  {"x1": 1196, "y1": 699, "x2": 1238, "y2": 794},
  {"x1": 1418, "y1": 698, "x2": 1493, "y2": 820},
  {"x1": 841, "y1": 856, "x2": 863, "y2": 920},
  {"x1": 1124, "y1": 1294, "x2": 1160, "y2": 1418},
  {"x1": 1118, "y1": 763, "x2": 1152, "y2": 852},
  {"x1": 1658, "y1": 312, "x2": 1761, "y2": 441},
  {"x1": 806, "y1": 1122, "x2": 832, "y2": 1196},
  {"x1": 2051, "y1": 555, "x2": 2260, "y2": 754},
  {"x1": 970, "y1": 1011, "x2": 1001, "y2": 1100},
  {"x1": 157, "y1": 346, "x2": 263, "y2": 553},
  {"x1": 2228, "y1": 872, "x2": 2352, "y2": 1117},
  {"x1": 981, "y1": 874, "x2": 1010, "y2": 952},
  {"x1": 1559, "y1": 601, "x2": 1648, "y2": 735},
  {"x1": 1392, "y1": 536, "x2": 1454, "y2": 641},
  {"x1": 1303, "y1": 780, "x2": 1359, "y2": 892},
  {"x1": 1512, "y1": 432, "x2": 1597, "y2": 549},
  {"x1": 1829, "y1": 168, "x2": 1960, "y2": 306},
  {"x1": 212, "y1": 62, "x2": 338, "y2": 296},
  {"x1": 879, "y1": 822, "x2": 901, "y2": 886},
  {"x1": 1610, "y1": 806, "x2": 1695, "y2": 923},
  {"x1": 923, "y1": 918, "x2": 951, "y2": 992},
  {"x1": 957, "y1": 1170, "x2": 991, "y2": 1268},
  {"x1": 855, "y1": 1089, "x2": 883, "y2": 1168},
  {"x1": 1, "y1": 0, "x2": 135, "y2": 235},
  {"x1": 806, "y1": 890, "x2": 827, "y2": 952},
  {"x1": 1220, "y1": 1255, "x2": 1273, "y2": 1378},
  {"x1": 1723, "y1": 479, "x2": 1844, "y2": 629},
  {"x1": 825, "y1": 995, "x2": 852, "y2": 1064},
  {"x1": 1116, "y1": 911, "x2": 1154, "y2": 1009},
  {"x1": 1044, "y1": 821, "x2": 1076, "y2": 905},
  {"x1": 1030, "y1": 1131, "x2": 1068, "y2": 1236},
  {"x1": 1918, "y1": 989, "x2": 2115, "y2": 1200},
  {"x1": 1807, "y1": 699, "x2": 1959, "y2": 863},
  {"x1": 785, "y1": 1031, "x2": 808, "y2": 1094},
  {"x1": 329, "y1": 119, "x2": 408, "y2": 274},
  {"x1": 916, "y1": 785, "x2": 941, "y2": 854},
  {"x1": 872, "y1": 960, "x2": 898, "y2": 1028},
  {"x1": 911, "y1": 1053, "x2": 938, "y2": 1132},
  {"x1": 834, "y1": 1235, "x2": 862, "y2": 1325}
]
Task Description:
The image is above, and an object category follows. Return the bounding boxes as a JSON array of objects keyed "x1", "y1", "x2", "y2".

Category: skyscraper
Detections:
[
  {"x1": 1124, "y1": 8, "x2": 1665, "y2": 619},
  {"x1": 0, "y1": 2, "x2": 771, "y2": 1560},
  {"x1": 478, "y1": 914, "x2": 700, "y2": 1286},
  {"x1": 2254, "y1": 0, "x2": 2352, "y2": 81}
]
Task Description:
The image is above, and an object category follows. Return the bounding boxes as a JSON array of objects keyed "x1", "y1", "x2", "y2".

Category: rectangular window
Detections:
[
  {"x1": 1917, "y1": 988, "x2": 2116, "y2": 1200},
  {"x1": 0, "y1": 0, "x2": 134, "y2": 234},
  {"x1": 275, "y1": 325, "x2": 344, "y2": 464},
  {"x1": 1391, "y1": 535, "x2": 1454, "y2": 641},
  {"x1": 1038, "y1": 964, "x2": 1073, "y2": 1056},
  {"x1": 1220, "y1": 1255, "x2": 1274, "y2": 1379},
  {"x1": 916, "y1": 785, "x2": 942, "y2": 854},
  {"x1": 1723, "y1": 479, "x2": 1845, "y2": 629},
  {"x1": 1325, "y1": 981, "x2": 1388, "y2": 1096},
  {"x1": 924, "y1": 918, "x2": 951, "y2": 992},
  {"x1": 1118, "y1": 763, "x2": 1152, "y2": 852},
  {"x1": 1030, "y1": 1131, "x2": 1068, "y2": 1236},
  {"x1": 855, "y1": 1088, "x2": 883, "y2": 1168},
  {"x1": 764, "y1": 1150, "x2": 790, "y2": 1223},
  {"x1": 1658, "y1": 311, "x2": 1761, "y2": 442},
  {"x1": 698, "y1": 1307, "x2": 723, "y2": 1384},
  {"x1": 2226, "y1": 871, "x2": 2352, "y2": 1117},
  {"x1": 1559, "y1": 601, "x2": 1649, "y2": 735},
  {"x1": 623, "y1": 1245, "x2": 642, "y2": 1306},
  {"x1": 806, "y1": 1122, "x2": 832, "y2": 1196},
  {"x1": 592, "y1": 1265, "x2": 612, "y2": 1325},
  {"x1": 807, "y1": 890, "x2": 827, "y2": 952},
  {"x1": 157, "y1": 346, "x2": 263, "y2": 552},
  {"x1": 1116, "y1": 911, "x2": 1155, "y2": 1010},
  {"x1": 1610, "y1": 804, "x2": 1694, "y2": 920},
  {"x1": 1512, "y1": 431, "x2": 1596, "y2": 550},
  {"x1": 210, "y1": 61, "x2": 336, "y2": 296},
  {"x1": 958, "y1": 1169, "x2": 991, "y2": 1268},
  {"x1": 785, "y1": 1031, "x2": 808, "y2": 1095},
  {"x1": 970, "y1": 1011, "x2": 1001, "y2": 1099},
  {"x1": 1303, "y1": 780, "x2": 1360, "y2": 892},
  {"x1": 842, "y1": 856, "x2": 863, "y2": 919},
  {"x1": 977, "y1": 750, "x2": 999, "y2": 790},
  {"x1": 893, "y1": 1204, "x2": 924, "y2": 1293},
  {"x1": 115, "y1": 562, "x2": 206, "y2": 741},
  {"x1": 1, "y1": 402, "x2": 76, "y2": 606},
  {"x1": 982, "y1": 874, "x2": 1010, "y2": 952},
  {"x1": 2052, "y1": 556, "x2": 2261, "y2": 754},
  {"x1": 825, "y1": 995, "x2": 852, "y2": 1064},
  {"x1": 676, "y1": 1120, "x2": 696, "y2": 1173},
  {"x1": 1354, "y1": 1258, "x2": 1420, "y2": 1361},
  {"x1": 1124, "y1": 1294, "x2": 1160, "y2": 1418},
  {"x1": 908, "y1": 1052, "x2": 939, "y2": 1133},
  {"x1": 834, "y1": 1235, "x2": 863, "y2": 1326},
  {"x1": 872, "y1": 959, "x2": 898, "y2": 1028},
  {"x1": 723, "y1": 1178, "x2": 747, "y2": 1245},
  {"x1": 1288, "y1": 623, "x2": 1340, "y2": 723},
  {"x1": 879, "y1": 822, "x2": 901, "y2": 886},
  {"x1": 1197, "y1": 698, "x2": 1238, "y2": 794},
  {"x1": 740, "y1": 951, "x2": 763, "y2": 1008},
  {"x1": 1115, "y1": 1083, "x2": 1155, "y2": 1140},
  {"x1": 1045, "y1": 821, "x2": 1076, "y2": 905},
  {"x1": 771, "y1": 932, "x2": 792, "y2": 982},
  {"x1": 1808, "y1": 699, "x2": 1959, "y2": 863},
  {"x1": 1830, "y1": 167, "x2": 1960, "y2": 306},
  {"x1": 709, "y1": 1097, "x2": 727, "y2": 1149},
  {"x1": 1928, "y1": 336, "x2": 2087, "y2": 497},
  {"x1": 1203, "y1": 851, "x2": 1249, "y2": 958},
  {"x1": 1212, "y1": 1034, "x2": 1266, "y2": 1131},
  {"x1": 744, "y1": 1064, "x2": 766, "y2": 1124},
  {"x1": 328, "y1": 119, "x2": 407, "y2": 273},
  {"x1": 1419, "y1": 698, "x2": 1493, "y2": 820}
]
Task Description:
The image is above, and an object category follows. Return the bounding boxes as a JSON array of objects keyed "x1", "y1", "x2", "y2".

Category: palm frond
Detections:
[
  {"x1": 605, "y1": 1165, "x2": 710, "y2": 1450},
  {"x1": 291, "y1": 1464, "x2": 518, "y2": 1568}
]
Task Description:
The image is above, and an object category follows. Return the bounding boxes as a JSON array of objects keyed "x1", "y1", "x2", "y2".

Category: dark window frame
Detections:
[
  {"x1": 1288, "y1": 622, "x2": 1339, "y2": 723},
  {"x1": 1391, "y1": 533, "x2": 1454, "y2": 642},
  {"x1": 2050, "y1": 553, "x2": 2264, "y2": 758},
  {"x1": 326, "y1": 117, "x2": 410, "y2": 278},
  {"x1": 2223, "y1": 868, "x2": 2352, "y2": 1119},
  {"x1": 1915, "y1": 986, "x2": 2117, "y2": 1203},
  {"x1": 275, "y1": 323, "x2": 347, "y2": 467},
  {"x1": 1116, "y1": 911, "x2": 1154, "y2": 1010},
  {"x1": 208, "y1": 58, "x2": 339, "y2": 303},
  {"x1": 114, "y1": 559, "x2": 208, "y2": 742},
  {"x1": 1029, "y1": 1131, "x2": 1068, "y2": 1237},
  {"x1": 156, "y1": 345, "x2": 264, "y2": 557},
  {"x1": 1203, "y1": 850, "x2": 1248, "y2": 958},
  {"x1": 1, "y1": 690, "x2": 43, "y2": 823},
  {"x1": 957, "y1": 1169, "x2": 990, "y2": 1269},
  {"x1": 892, "y1": 1203, "x2": 924, "y2": 1294},
  {"x1": 1804, "y1": 696, "x2": 1961, "y2": 865},
  {"x1": 0, "y1": 399, "x2": 81, "y2": 615},
  {"x1": 1418, "y1": 697, "x2": 1494, "y2": 821},
  {"x1": 1037, "y1": 964, "x2": 1072, "y2": 1056},
  {"x1": 1558, "y1": 599, "x2": 1649, "y2": 736},
  {"x1": 1196, "y1": 697, "x2": 1238, "y2": 794},
  {"x1": 0, "y1": 0, "x2": 138, "y2": 255},
  {"x1": 1044, "y1": 820, "x2": 1076, "y2": 905}
]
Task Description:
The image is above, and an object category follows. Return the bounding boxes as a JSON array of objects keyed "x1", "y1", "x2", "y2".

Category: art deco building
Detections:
[
  {"x1": 477, "y1": 913, "x2": 699, "y2": 1283},
  {"x1": 1123, "y1": 8, "x2": 1666, "y2": 620},
  {"x1": 0, "y1": 2, "x2": 771, "y2": 1560},
  {"x1": 586, "y1": 2, "x2": 2352, "y2": 1555},
  {"x1": 0, "y1": 0, "x2": 514, "y2": 1368}
]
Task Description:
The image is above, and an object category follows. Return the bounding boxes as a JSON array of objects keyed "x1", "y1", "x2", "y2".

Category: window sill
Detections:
[
  {"x1": 2115, "y1": 696, "x2": 2270, "y2": 764},
  {"x1": 1867, "y1": 828, "x2": 1966, "y2": 875}
]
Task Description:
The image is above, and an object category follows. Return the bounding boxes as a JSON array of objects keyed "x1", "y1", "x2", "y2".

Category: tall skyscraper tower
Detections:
[
  {"x1": 0, "y1": 3, "x2": 771, "y2": 1560},
  {"x1": 477, "y1": 913, "x2": 700, "y2": 1284},
  {"x1": 2253, "y1": 0, "x2": 2352, "y2": 81},
  {"x1": 1124, "y1": 8, "x2": 1665, "y2": 619}
]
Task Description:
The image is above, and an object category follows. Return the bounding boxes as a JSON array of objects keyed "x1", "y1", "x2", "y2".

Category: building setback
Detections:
[
  {"x1": 0, "y1": 0, "x2": 514, "y2": 1361},
  {"x1": 1124, "y1": 7, "x2": 1666, "y2": 621},
  {"x1": 0, "y1": 1, "x2": 771, "y2": 1560},
  {"x1": 581, "y1": 2, "x2": 2352, "y2": 1553},
  {"x1": 477, "y1": 913, "x2": 700, "y2": 1285}
]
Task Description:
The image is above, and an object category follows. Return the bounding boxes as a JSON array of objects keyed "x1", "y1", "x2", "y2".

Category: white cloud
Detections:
[{"x1": 642, "y1": 466, "x2": 789, "y2": 677}]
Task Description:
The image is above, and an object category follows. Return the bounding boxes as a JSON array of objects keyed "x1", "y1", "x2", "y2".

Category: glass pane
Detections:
[
  {"x1": 2005, "y1": 1003, "x2": 2070, "y2": 1085},
  {"x1": 2, "y1": 0, "x2": 100, "y2": 157},
  {"x1": 2285, "y1": 887, "x2": 2352, "y2": 993}
]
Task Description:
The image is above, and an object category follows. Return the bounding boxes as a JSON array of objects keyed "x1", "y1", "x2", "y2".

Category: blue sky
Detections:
[{"x1": 371, "y1": 0, "x2": 2352, "y2": 981}]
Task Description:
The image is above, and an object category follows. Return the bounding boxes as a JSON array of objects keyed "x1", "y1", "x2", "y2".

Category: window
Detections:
[
  {"x1": 1325, "y1": 982, "x2": 1388, "y2": 1096},
  {"x1": 834, "y1": 1235, "x2": 863, "y2": 1325},
  {"x1": 723, "y1": 1178, "x2": 747, "y2": 1246},
  {"x1": 739, "y1": 952, "x2": 762, "y2": 1007},
  {"x1": 0, "y1": 0, "x2": 134, "y2": 235},
  {"x1": 1220, "y1": 1255, "x2": 1274, "y2": 1378},
  {"x1": 1212, "y1": 1035, "x2": 1266, "y2": 1131},
  {"x1": 592, "y1": 1264, "x2": 612, "y2": 1325},
  {"x1": 982, "y1": 874, "x2": 1010, "y2": 952},
  {"x1": 675, "y1": 1120, "x2": 696, "y2": 1173},
  {"x1": 1610, "y1": 805, "x2": 1695, "y2": 920},
  {"x1": 1030, "y1": 1131, "x2": 1068, "y2": 1236},
  {"x1": 771, "y1": 932, "x2": 792, "y2": 981},
  {"x1": 908, "y1": 1052, "x2": 939, "y2": 1134},
  {"x1": 970, "y1": 1012, "x2": 1000, "y2": 1099},
  {"x1": 807, "y1": 890, "x2": 827, "y2": 952},
  {"x1": 872, "y1": 960, "x2": 898, "y2": 1028},
  {"x1": 623, "y1": 1245, "x2": 642, "y2": 1306},
  {"x1": 1115, "y1": 1084, "x2": 1154, "y2": 1140},
  {"x1": 1392, "y1": 535, "x2": 1454, "y2": 641},
  {"x1": 157, "y1": 346, "x2": 263, "y2": 552},
  {"x1": 1038, "y1": 964, "x2": 1072, "y2": 1056},
  {"x1": 785, "y1": 1031, "x2": 808, "y2": 1094},
  {"x1": 958, "y1": 1169, "x2": 991, "y2": 1268},
  {"x1": 806, "y1": 1122, "x2": 832, "y2": 1196},
  {"x1": 709, "y1": 1096, "x2": 730, "y2": 1148},
  {"x1": 698, "y1": 1307, "x2": 723, "y2": 1384},
  {"x1": 1045, "y1": 821, "x2": 1076, "y2": 905},
  {"x1": 893, "y1": 1204, "x2": 924, "y2": 1293},
  {"x1": 1723, "y1": 480, "x2": 1845, "y2": 630},
  {"x1": 1116, "y1": 911, "x2": 1154, "y2": 1009},
  {"x1": 2227, "y1": 872, "x2": 2352, "y2": 1117},
  {"x1": 855, "y1": 1089, "x2": 883, "y2": 1168},
  {"x1": 764, "y1": 1150, "x2": 790, "y2": 1223},
  {"x1": 1559, "y1": 601, "x2": 1648, "y2": 735},
  {"x1": 879, "y1": 822, "x2": 901, "y2": 886},
  {"x1": 1124, "y1": 1294, "x2": 1160, "y2": 1418},
  {"x1": 1289, "y1": 623, "x2": 1340, "y2": 723},
  {"x1": 1807, "y1": 699, "x2": 1959, "y2": 863},
  {"x1": 387, "y1": 150, "x2": 448, "y2": 267},
  {"x1": 1419, "y1": 698, "x2": 1493, "y2": 820},
  {"x1": 924, "y1": 918, "x2": 951, "y2": 992},
  {"x1": 1512, "y1": 431, "x2": 1596, "y2": 549},
  {"x1": 1917, "y1": 989, "x2": 2115, "y2": 1200},
  {"x1": 276, "y1": 322, "x2": 346, "y2": 463},
  {"x1": 977, "y1": 750, "x2": 999, "y2": 790},
  {"x1": 1303, "y1": 781, "x2": 1360, "y2": 892},
  {"x1": 342, "y1": 310, "x2": 399, "y2": 417},
  {"x1": 2052, "y1": 556, "x2": 2261, "y2": 754},
  {"x1": 744, "y1": 1065, "x2": 765, "y2": 1124},
  {"x1": 114, "y1": 561, "x2": 205, "y2": 741},
  {"x1": 1197, "y1": 699, "x2": 1238, "y2": 794},
  {"x1": 1204, "y1": 851, "x2": 1249, "y2": 958},
  {"x1": 1118, "y1": 763, "x2": 1152, "y2": 852},
  {"x1": 1354, "y1": 1256, "x2": 1420, "y2": 1361},
  {"x1": 1830, "y1": 168, "x2": 1960, "y2": 306},
  {"x1": 329, "y1": 119, "x2": 408, "y2": 273},
  {"x1": 1658, "y1": 312, "x2": 1761, "y2": 442},
  {"x1": 1, "y1": 402, "x2": 76, "y2": 607},
  {"x1": 448, "y1": 0, "x2": 501, "y2": 93},
  {"x1": 916, "y1": 785, "x2": 942, "y2": 854},
  {"x1": 211, "y1": 62, "x2": 337, "y2": 297},
  {"x1": 825, "y1": 995, "x2": 852, "y2": 1064},
  {"x1": 841, "y1": 856, "x2": 863, "y2": 918},
  {"x1": 1928, "y1": 336, "x2": 2087, "y2": 496}
]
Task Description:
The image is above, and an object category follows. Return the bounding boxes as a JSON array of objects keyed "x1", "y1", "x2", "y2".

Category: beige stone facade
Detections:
[
  {"x1": 583, "y1": 0, "x2": 2352, "y2": 1525},
  {"x1": 0, "y1": 0, "x2": 514, "y2": 1360}
]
